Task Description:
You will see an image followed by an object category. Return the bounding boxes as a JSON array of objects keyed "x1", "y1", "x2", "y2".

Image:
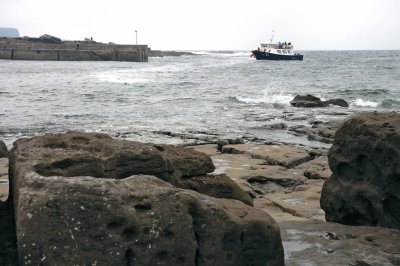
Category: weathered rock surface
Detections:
[
  {"x1": 290, "y1": 94, "x2": 349, "y2": 108},
  {"x1": 288, "y1": 120, "x2": 342, "y2": 144},
  {"x1": 281, "y1": 220, "x2": 400, "y2": 266},
  {"x1": 195, "y1": 144, "x2": 326, "y2": 221},
  {"x1": 178, "y1": 174, "x2": 254, "y2": 206},
  {"x1": 9, "y1": 132, "x2": 252, "y2": 205},
  {"x1": 221, "y1": 144, "x2": 313, "y2": 168},
  {"x1": 16, "y1": 172, "x2": 283, "y2": 265},
  {"x1": 290, "y1": 94, "x2": 329, "y2": 108},
  {"x1": 9, "y1": 132, "x2": 283, "y2": 265},
  {"x1": 192, "y1": 142, "x2": 400, "y2": 264},
  {"x1": 326, "y1": 98, "x2": 349, "y2": 107},
  {"x1": 0, "y1": 140, "x2": 8, "y2": 158},
  {"x1": 321, "y1": 112, "x2": 400, "y2": 229},
  {"x1": 12, "y1": 174, "x2": 283, "y2": 266}
]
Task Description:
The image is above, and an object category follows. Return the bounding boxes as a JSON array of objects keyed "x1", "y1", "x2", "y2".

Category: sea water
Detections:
[{"x1": 1, "y1": 50, "x2": 399, "y2": 147}]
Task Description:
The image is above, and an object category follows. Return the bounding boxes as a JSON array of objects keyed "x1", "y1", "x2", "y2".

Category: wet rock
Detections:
[
  {"x1": 321, "y1": 112, "x2": 400, "y2": 229},
  {"x1": 248, "y1": 176, "x2": 304, "y2": 191},
  {"x1": 290, "y1": 95, "x2": 348, "y2": 108},
  {"x1": 0, "y1": 140, "x2": 8, "y2": 158},
  {"x1": 290, "y1": 95, "x2": 328, "y2": 108},
  {"x1": 266, "y1": 123, "x2": 288, "y2": 130},
  {"x1": 288, "y1": 120, "x2": 341, "y2": 144},
  {"x1": 281, "y1": 220, "x2": 400, "y2": 266},
  {"x1": 9, "y1": 132, "x2": 284, "y2": 265},
  {"x1": 227, "y1": 138, "x2": 245, "y2": 145},
  {"x1": 216, "y1": 140, "x2": 229, "y2": 152},
  {"x1": 326, "y1": 99, "x2": 349, "y2": 107}
]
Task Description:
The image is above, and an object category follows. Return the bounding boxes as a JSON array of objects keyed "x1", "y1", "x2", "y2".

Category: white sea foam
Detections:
[
  {"x1": 192, "y1": 51, "x2": 251, "y2": 57},
  {"x1": 236, "y1": 94, "x2": 293, "y2": 105},
  {"x1": 191, "y1": 51, "x2": 212, "y2": 55},
  {"x1": 94, "y1": 71, "x2": 149, "y2": 84},
  {"x1": 236, "y1": 85, "x2": 293, "y2": 105},
  {"x1": 352, "y1": 98, "x2": 379, "y2": 108}
]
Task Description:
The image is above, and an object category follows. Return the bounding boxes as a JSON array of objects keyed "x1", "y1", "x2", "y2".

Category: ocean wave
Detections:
[
  {"x1": 95, "y1": 73, "x2": 149, "y2": 84},
  {"x1": 192, "y1": 51, "x2": 251, "y2": 57},
  {"x1": 351, "y1": 98, "x2": 379, "y2": 108},
  {"x1": 235, "y1": 93, "x2": 293, "y2": 105},
  {"x1": 191, "y1": 51, "x2": 212, "y2": 55}
]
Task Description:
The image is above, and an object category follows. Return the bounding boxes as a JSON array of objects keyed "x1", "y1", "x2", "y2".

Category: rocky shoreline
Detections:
[{"x1": 1, "y1": 111, "x2": 400, "y2": 265}]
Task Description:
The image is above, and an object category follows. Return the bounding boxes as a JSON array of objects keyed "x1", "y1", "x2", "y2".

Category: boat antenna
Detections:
[{"x1": 270, "y1": 30, "x2": 275, "y2": 44}]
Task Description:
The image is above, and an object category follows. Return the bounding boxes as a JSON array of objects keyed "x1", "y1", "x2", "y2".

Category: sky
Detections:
[{"x1": 1, "y1": 0, "x2": 399, "y2": 50}]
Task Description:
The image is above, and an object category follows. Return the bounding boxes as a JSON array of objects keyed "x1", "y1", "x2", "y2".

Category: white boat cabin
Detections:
[{"x1": 258, "y1": 42, "x2": 295, "y2": 55}]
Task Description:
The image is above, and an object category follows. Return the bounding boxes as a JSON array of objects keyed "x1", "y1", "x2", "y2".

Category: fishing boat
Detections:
[{"x1": 251, "y1": 32, "x2": 303, "y2": 61}]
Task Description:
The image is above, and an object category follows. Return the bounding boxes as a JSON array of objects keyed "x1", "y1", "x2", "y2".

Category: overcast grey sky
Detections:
[{"x1": 1, "y1": 0, "x2": 399, "y2": 50}]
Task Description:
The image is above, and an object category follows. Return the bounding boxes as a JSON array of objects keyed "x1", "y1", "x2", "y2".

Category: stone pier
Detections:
[{"x1": 0, "y1": 37, "x2": 149, "y2": 62}]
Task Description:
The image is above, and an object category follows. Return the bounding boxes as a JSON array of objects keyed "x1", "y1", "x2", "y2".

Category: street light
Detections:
[{"x1": 135, "y1": 30, "x2": 138, "y2": 45}]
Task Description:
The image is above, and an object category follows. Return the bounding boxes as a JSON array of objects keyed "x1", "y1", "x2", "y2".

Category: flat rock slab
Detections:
[
  {"x1": 207, "y1": 146, "x2": 328, "y2": 221},
  {"x1": 211, "y1": 153, "x2": 307, "y2": 195},
  {"x1": 292, "y1": 155, "x2": 331, "y2": 180},
  {"x1": 222, "y1": 144, "x2": 312, "y2": 168},
  {"x1": 255, "y1": 180, "x2": 326, "y2": 222},
  {"x1": 188, "y1": 144, "x2": 219, "y2": 157},
  {"x1": 281, "y1": 220, "x2": 400, "y2": 266}
]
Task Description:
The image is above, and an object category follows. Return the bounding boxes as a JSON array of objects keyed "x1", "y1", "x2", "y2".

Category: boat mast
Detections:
[{"x1": 270, "y1": 30, "x2": 275, "y2": 44}]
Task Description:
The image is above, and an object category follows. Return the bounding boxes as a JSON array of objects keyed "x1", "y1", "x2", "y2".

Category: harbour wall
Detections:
[{"x1": 0, "y1": 38, "x2": 149, "y2": 62}]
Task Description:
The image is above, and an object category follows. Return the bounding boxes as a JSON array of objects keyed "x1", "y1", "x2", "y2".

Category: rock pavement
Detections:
[{"x1": 2, "y1": 114, "x2": 400, "y2": 265}]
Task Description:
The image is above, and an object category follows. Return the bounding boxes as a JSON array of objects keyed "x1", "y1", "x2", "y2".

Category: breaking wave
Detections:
[{"x1": 351, "y1": 98, "x2": 379, "y2": 108}]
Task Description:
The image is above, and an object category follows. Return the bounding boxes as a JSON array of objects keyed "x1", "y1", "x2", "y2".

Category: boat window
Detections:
[
  {"x1": 277, "y1": 50, "x2": 281, "y2": 53},
  {"x1": 282, "y1": 50, "x2": 287, "y2": 54}
]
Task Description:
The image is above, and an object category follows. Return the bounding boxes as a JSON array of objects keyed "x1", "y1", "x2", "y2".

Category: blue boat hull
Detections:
[{"x1": 252, "y1": 50, "x2": 303, "y2": 61}]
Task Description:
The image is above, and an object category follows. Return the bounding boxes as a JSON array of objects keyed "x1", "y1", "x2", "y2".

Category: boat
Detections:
[{"x1": 251, "y1": 32, "x2": 303, "y2": 61}]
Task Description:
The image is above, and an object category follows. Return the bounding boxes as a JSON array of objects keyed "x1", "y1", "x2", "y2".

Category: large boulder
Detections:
[
  {"x1": 0, "y1": 140, "x2": 8, "y2": 158},
  {"x1": 320, "y1": 112, "x2": 400, "y2": 229},
  {"x1": 9, "y1": 132, "x2": 251, "y2": 206},
  {"x1": 9, "y1": 132, "x2": 284, "y2": 265}
]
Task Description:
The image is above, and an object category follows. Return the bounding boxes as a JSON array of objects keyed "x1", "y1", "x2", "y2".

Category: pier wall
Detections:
[{"x1": 0, "y1": 38, "x2": 148, "y2": 62}]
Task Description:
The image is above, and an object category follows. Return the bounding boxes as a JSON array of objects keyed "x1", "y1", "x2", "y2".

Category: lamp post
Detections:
[{"x1": 135, "y1": 30, "x2": 138, "y2": 45}]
